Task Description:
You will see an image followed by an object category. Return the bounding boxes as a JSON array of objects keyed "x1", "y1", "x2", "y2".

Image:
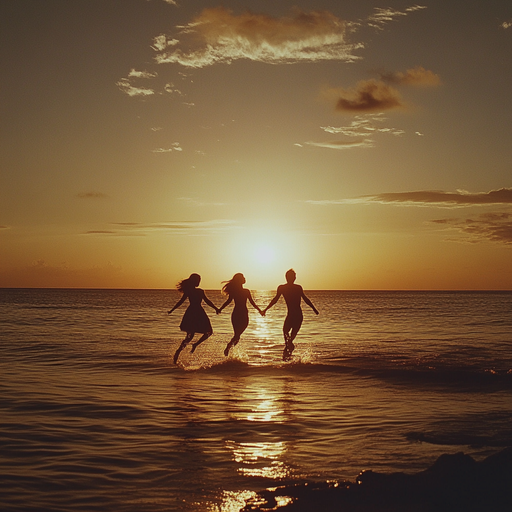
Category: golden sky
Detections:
[{"x1": 1, "y1": 0, "x2": 512, "y2": 290}]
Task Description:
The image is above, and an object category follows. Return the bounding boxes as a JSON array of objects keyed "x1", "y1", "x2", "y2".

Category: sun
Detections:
[{"x1": 254, "y1": 245, "x2": 276, "y2": 265}]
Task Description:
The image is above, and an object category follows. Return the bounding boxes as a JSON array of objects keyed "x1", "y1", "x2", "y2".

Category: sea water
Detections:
[{"x1": 1, "y1": 289, "x2": 511, "y2": 511}]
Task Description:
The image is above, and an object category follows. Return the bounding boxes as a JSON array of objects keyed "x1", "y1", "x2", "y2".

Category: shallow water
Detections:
[{"x1": 1, "y1": 289, "x2": 511, "y2": 511}]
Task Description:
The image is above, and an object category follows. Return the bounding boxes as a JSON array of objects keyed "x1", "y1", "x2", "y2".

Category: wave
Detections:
[{"x1": 181, "y1": 356, "x2": 512, "y2": 391}]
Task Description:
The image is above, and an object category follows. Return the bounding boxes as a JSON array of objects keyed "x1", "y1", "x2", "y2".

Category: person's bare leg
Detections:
[
  {"x1": 224, "y1": 334, "x2": 241, "y2": 356},
  {"x1": 174, "y1": 333, "x2": 194, "y2": 364},
  {"x1": 191, "y1": 331, "x2": 212, "y2": 353}
]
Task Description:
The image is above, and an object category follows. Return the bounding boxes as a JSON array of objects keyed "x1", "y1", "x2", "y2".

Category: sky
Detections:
[{"x1": 1, "y1": 0, "x2": 512, "y2": 290}]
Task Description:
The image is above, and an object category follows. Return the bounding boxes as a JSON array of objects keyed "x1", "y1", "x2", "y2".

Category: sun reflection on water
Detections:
[{"x1": 226, "y1": 440, "x2": 289, "y2": 479}]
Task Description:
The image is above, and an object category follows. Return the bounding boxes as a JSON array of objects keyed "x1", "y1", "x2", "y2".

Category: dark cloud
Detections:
[
  {"x1": 83, "y1": 220, "x2": 237, "y2": 236},
  {"x1": 362, "y1": 188, "x2": 512, "y2": 207},
  {"x1": 330, "y1": 80, "x2": 404, "y2": 112},
  {"x1": 76, "y1": 192, "x2": 108, "y2": 199},
  {"x1": 431, "y1": 213, "x2": 512, "y2": 244}
]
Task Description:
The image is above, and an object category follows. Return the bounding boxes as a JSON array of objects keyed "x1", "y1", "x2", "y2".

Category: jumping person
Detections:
[
  {"x1": 168, "y1": 273, "x2": 219, "y2": 364},
  {"x1": 263, "y1": 269, "x2": 318, "y2": 360},
  {"x1": 218, "y1": 273, "x2": 264, "y2": 356}
]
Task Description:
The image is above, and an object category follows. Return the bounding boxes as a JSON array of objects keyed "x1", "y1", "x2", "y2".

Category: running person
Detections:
[
  {"x1": 168, "y1": 273, "x2": 219, "y2": 364},
  {"x1": 263, "y1": 269, "x2": 318, "y2": 360},
  {"x1": 218, "y1": 273, "x2": 264, "y2": 356}
]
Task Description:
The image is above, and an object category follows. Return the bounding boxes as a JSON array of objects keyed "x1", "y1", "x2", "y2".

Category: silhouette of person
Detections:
[
  {"x1": 168, "y1": 273, "x2": 219, "y2": 364},
  {"x1": 218, "y1": 273, "x2": 264, "y2": 356},
  {"x1": 263, "y1": 269, "x2": 319, "y2": 360}
]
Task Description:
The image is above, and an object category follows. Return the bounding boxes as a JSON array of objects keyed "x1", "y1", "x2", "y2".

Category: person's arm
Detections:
[
  {"x1": 202, "y1": 291, "x2": 220, "y2": 314},
  {"x1": 247, "y1": 290, "x2": 264, "y2": 316},
  {"x1": 301, "y1": 289, "x2": 319, "y2": 315},
  {"x1": 263, "y1": 286, "x2": 282, "y2": 315},
  {"x1": 218, "y1": 295, "x2": 233, "y2": 314},
  {"x1": 168, "y1": 294, "x2": 186, "y2": 314}
]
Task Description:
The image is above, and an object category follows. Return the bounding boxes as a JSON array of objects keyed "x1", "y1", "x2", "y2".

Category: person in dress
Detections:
[
  {"x1": 263, "y1": 269, "x2": 319, "y2": 361},
  {"x1": 218, "y1": 273, "x2": 264, "y2": 356},
  {"x1": 168, "y1": 273, "x2": 219, "y2": 364}
]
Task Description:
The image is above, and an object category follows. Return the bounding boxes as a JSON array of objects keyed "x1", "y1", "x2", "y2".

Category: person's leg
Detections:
[
  {"x1": 174, "y1": 332, "x2": 194, "y2": 364},
  {"x1": 191, "y1": 331, "x2": 212, "y2": 353},
  {"x1": 224, "y1": 332, "x2": 241, "y2": 356},
  {"x1": 283, "y1": 317, "x2": 302, "y2": 360},
  {"x1": 225, "y1": 311, "x2": 248, "y2": 356}
]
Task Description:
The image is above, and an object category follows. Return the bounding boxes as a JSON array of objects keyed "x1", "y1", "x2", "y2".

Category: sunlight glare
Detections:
[{"x1": 254, "y1": 245, "x2": 275, "y2": 265}]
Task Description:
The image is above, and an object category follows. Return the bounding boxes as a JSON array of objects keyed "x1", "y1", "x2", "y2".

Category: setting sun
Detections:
[{"x1": 254, "y1": 246, "x2": 275, "y2": 265}]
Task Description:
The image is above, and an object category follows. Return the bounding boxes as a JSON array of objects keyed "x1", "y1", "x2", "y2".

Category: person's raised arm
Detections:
[
  {"x1": 263, "y1": 286, "x2": 283, "y2": 315},
  {"x1": 301, "y1": 289, "x2": 319, "y2": 315},
  {"x1": 168, "y1": 294, "x2": 186, "y2": 315}
]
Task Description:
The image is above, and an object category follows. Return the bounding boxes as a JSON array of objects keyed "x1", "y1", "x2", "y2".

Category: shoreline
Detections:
[{"x1": 243, "y1": 448, "x2": 512, "y2": 511}]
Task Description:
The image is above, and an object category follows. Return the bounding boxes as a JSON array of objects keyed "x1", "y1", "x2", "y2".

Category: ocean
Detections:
[{"x1": 1, "y1": 289, "x2": 511, "y2": 511}]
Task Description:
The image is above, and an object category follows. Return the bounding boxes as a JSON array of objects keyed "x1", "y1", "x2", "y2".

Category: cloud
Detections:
[
  {"x1": 128, "y1": 69, "x2": 157, "y2": 79},
  {"x1": 360, "y1": 188, "x2": 512, "y2": 207},
  {"x1": 380, "y1": 66, "x2": 441, "y2": 87},
  {"x1": 116, "y1": 78, "x2": 154, "y2": 97},
  {"x1": 431, "y1": 213, "x2": 512, "y2": 244},
  {"x1": 501, "y1": 19, "x2": 512, "y2": 29},
  {"x1": 84, "y1": 220, "x2": 237, "y2": 236},
  {"x1": 326, "y1": 79, "x2": 404, "y2": 112},
  {"x1": 304, "y1": 138, "x2": 374, "y2": 150},
  {"x1": 322, "y1": 113, "x2": 405, "y2": 137},
  {"x1": 302, "y1": 113, "x2": 404, "y2": 151},
  {"x1": 366, "y1": 5, "x2": 427, "y2": 30},
  {"x1": 76, "y1": 192, "x2": 108, "y2": 199},
  {"x1": 178, "y1": 197, "x2": 227, "y2": 207},
  {"x1": 152, "y1": 142, "x2": 182, "y2": 152},
  {"x1": 0, "y1": 225, "x2": 9, "y2": 230},
  {"x1": 153, "y1": 7, "x2": 363, "y2": 67},
  {"x1": 306, "y1": 188, "x2": 512, "y2": 207}
]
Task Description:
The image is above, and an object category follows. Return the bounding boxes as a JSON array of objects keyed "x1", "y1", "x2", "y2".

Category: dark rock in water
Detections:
[{"x1": 242, "y1": 448, "x2": 512, "y2": 511}]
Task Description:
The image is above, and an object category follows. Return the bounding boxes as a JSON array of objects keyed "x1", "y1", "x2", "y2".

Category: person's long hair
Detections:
[
  {"x1": 177, "y1": 273, "x2": 201, "y2": 294},
  {"x1": 222, "y1": 273, "x2": 245, "y2": 296}
]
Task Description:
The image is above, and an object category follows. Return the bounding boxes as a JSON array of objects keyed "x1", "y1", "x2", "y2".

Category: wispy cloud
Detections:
[
  {"x1": 116, "y1": 69, "x2": 158, "y2": 97},
  {"x1": 360, "y1": 188, "x2": 512, "y2": 207},
  {"x1": 152, "y1": 142, "x2": 182, "y2": 153},
  {"x1": 304, "y1": 138, "x2": 374, "y2": 150},
  {"x1": 431, "y1": 213, "x2": 512, "y2": 244},
  {"x1": 0, "y1": 225, "x2": 9, "y2": 230},
  {"x1": 178, "y1": 197, "x2": 227, "y2": 207},
  {"x1": 366, "y1": 5, "x2": 427, "y2": 30},
  {"x1": 128, "y1": 69, "x2": 157, "y2": 79},
  {"x1": 307, "y1": 188, "x2": 512, "y2": 207},
  {"x1": 153, "y1": 7, "x2": 363, "y2": 68},
  {"x1": 302, "y1": 113, "x2": 404, "y2": 150},
  {"x1": 84, "y1": 220, "x2": 237, "y2": 236},
  {"x1": 322, "y1": 113, "x2": 405, "y2": 137},
  {"x1": 379, "y1": 66, "x2": 441, "y2": 87},
  {"x1": 116, "y1": 78, "x2": 154, "y2": 97},
  {"x1": 76, "y1": 192, "x2": 108, "y2": 199}
]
